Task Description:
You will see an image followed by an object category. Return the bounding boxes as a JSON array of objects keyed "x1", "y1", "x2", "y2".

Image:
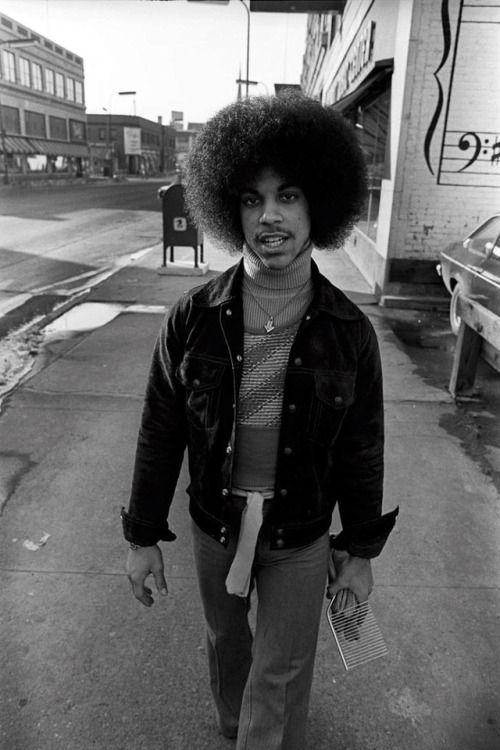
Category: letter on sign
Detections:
[{"x1": 174, "y1": 217, "x2": 187, "y2": 231}]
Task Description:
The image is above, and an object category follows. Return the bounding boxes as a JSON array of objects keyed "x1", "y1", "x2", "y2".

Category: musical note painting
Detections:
[{"x1": 424, "y1": 1, "x2": 500, "y2": 189}]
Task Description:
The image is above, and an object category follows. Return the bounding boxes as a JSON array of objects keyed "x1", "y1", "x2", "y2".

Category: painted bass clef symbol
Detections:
[{"x1": 458, "y1": 132, "x2": 481, "y2": 172}]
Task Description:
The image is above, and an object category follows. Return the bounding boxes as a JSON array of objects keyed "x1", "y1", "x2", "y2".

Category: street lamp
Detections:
[
  {"x1": 0, "y1": 36, "x2": 39, "y2": 184},
  {"x1": 239, "y1": 0, "x2": 251, "y2": 99},
  {"x1": 106, "y1": 90, "x2": 136, "y2": 178}
]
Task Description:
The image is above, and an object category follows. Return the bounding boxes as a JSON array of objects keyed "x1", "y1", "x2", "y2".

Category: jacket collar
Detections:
[{"x1": 191, "y1": 258, "x2": 363, "y2": 321}]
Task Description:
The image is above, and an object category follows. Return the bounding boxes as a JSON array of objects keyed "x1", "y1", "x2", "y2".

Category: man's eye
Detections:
[
  {"x1": 280, "y1": 192, "x2": 298, "y2": 202},
  {"x1": 241, "y1": 195, "x2": 259, "y2": 207}
]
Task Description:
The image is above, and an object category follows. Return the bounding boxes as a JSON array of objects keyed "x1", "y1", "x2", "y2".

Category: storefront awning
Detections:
[
  {"x1": 29, "y1": 139, "x2": 89, "y2": 157},
  {"x1": 330, "y1": 60, "x2": 393, "y2": 113},
  {"x1": 1, "y1": 136, "x2": 36, "y2": 154}
]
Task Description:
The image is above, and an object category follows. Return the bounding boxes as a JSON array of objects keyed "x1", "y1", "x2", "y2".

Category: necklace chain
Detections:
[{"x1": 245, "y1": 279, "x2": 311, "y2": 333}]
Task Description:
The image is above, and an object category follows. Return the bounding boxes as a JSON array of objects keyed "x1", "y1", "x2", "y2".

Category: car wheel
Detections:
[{"x1": 449, "y1": 283, "x2": 463, "y2": 335}]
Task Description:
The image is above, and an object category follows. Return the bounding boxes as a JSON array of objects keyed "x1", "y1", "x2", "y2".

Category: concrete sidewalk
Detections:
[{"x1": 0, "y1": 239, "x2": 499, "y2": 750}]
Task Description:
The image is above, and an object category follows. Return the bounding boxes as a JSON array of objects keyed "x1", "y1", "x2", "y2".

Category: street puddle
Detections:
[{"x1": 43, "y1": 302, "x2": 124, "y2": 334}]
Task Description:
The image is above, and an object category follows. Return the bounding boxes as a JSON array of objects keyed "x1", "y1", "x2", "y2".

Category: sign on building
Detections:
[{"x1": 124, "y1": 128, "x2": 141, "y2": 156}]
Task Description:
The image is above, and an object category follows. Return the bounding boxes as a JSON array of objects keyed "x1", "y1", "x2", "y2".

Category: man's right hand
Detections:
[{"x1": 126, "y1": 544, "x2": 168, "y2": 607}]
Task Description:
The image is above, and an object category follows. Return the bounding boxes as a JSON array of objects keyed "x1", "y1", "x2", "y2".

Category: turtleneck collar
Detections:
[{"x1": 242, "y1": 242, "x2": 313, "y2": 291}]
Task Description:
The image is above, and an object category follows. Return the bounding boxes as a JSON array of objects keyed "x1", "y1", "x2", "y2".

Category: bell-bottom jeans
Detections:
[{"x1": 192, "y1": 518, "x2": 330, "y2": 750}]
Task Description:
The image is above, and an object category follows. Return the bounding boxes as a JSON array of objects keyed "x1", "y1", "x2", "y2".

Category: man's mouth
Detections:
[{"x1": 258, "y1": 234, "x2": 288, "y2": 249}]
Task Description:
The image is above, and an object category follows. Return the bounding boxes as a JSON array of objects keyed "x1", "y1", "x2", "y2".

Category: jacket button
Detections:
[
  {"x1": 277, "y1": 528, "x2": 284, "y2": 536},
  {"x1": 334, "y1": 396, "x2": 344, "y2": 406},
  {"x1": 193, "y1": 378, "x2": 201, "y2": 387},
  {"x1": 220, "y1": 536, "x2": 226, "y2": 544},
  {"x1": 288, "y1": 403, "x2": 296, "y2": 413},
  {"x1": 283, "y1": 447, "x2": 292, "y2": 456},
  {"x1": 276, "y1": 539, "x2": 284, "y2": 548},
  {"x1": 305, "y1": 314, "x2": 311, "y2": 321},
  {"x1": 294, "y1": 357, "x2": 302, "y2": 366},
  {"x1": 222, "y1": 488, "x2": 229, "y2": 496},
  {"x1": 226, "y1": 445, "x2": 232, "y2": 454},
  {"x1": 226, "y1": 308, "x2": 232, "y2": 316},
  {"x1": 220, "y1": 527, "x2": 227, "y2": 534},
  {"x1": 236, "y1": 354, "x2": 243, "y2": 362},
  {"x1": 279, "y1": 488, "x2": 288, "y2": 497}
]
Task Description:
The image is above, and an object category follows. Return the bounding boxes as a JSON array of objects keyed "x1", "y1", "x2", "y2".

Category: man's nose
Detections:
[{"x1": 259, "y1": 200, "x2": 282, "y2": 224}]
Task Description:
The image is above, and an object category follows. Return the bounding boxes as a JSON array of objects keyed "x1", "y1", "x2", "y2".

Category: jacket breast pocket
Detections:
[
  {"x1": 176, "y1": 356, "x2": 225, "y2": 430},
  {"x1": 308, "y1": 370, "x2": 356, "y2": 445}
]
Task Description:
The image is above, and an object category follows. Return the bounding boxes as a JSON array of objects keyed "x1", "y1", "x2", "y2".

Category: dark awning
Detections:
[
  {"x1": 1, "y1": 136, "x2": 36, "y2": 154},
  {"x1": 251, "y1": 1, "x2": 346, "y2": 11},
  {"x1": 29, "y1": 139, "x2": 89, "y2": 157},
  {"x1": 330, "y1": 60, "x2": 393, "y2": 113}
]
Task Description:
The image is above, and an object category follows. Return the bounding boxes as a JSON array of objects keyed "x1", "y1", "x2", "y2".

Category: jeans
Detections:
[{"x1": 192, "y1": 516, "x2": 330, "y2": 750}]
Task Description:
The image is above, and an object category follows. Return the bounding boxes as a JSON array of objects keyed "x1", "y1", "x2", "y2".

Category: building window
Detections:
[
  {"x1": 50, "y1": 116, "x2": 67, "y2": 140},
  {"x1": 75, "y1": 81, "x2": 83, "y2": 104},
  {"x1": 25, "y1": 110, "x2": 46, "y2": 138},
  {"x1": 45, "y1": 68, "x2": 55, "y2": 94},
  {"x1": 55, "y1": 72, "x2": 64, "y2": 97},
  {"x1": 110, "y1": 128, "x2": 117, "y2": 141},
  {"x1": 346, "y1": 87, "x2": 391, "y2": 242},
  {"x1": 69, "y1": 119, "x2": 86, "y2": 141},
  {"x1": 2, "y1": 50, "x2": 16, "y2": 82},
  {"x1": 3, "y1": 105, "x2": 21, "y2": 134},
  {"x1": 67, "y1": 77, "x2": 75, "y2": 102},
  {"x1": 32, "y1": 62, "x2": 43, "y2": 91},
  {"x1": 99, "y1": 128, "x2": 106, "y2": 140},
  {"x1": 19, "y1": 57, "x2": 30, "y2": 86}
]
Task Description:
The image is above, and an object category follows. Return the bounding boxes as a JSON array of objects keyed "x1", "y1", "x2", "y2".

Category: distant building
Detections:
[
  {"x1": 301, "y1": 0, "x2": 500, "y2": 302},
  {"x1": 86, "y1": 113, "x2": 176, "y2": 177},
  {"x1": 0, "y1": 11, "x2": 88, "y2": 180},
  {"x1": 187, "y1": 122, "x2": 204, "y2": 133},
  {"x1": 175, "y1": 127, "x2": 202, "y2": 171}
]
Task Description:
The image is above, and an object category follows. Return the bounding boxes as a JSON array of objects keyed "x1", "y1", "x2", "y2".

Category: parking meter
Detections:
[{"x1": 158, "y1": 183, "x2": 204, "y2": 268}]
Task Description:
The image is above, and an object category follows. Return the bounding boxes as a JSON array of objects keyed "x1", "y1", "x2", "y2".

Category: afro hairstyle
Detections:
[{"x1": 184, "y1": 91, "x2": 367, "y2": 252}]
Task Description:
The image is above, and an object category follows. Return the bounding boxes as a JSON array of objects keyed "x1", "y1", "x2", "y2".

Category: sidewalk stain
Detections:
[
  {"x1": 0, "y1": 452, "x2": 37, "y2": 515},
  {"x1": 387, "y1": 686, "x2": 432, "y2": 726}
]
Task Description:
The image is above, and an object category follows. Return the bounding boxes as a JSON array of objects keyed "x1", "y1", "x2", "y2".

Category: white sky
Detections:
[{"x1": 0, "y1": 0, "x2": 308, "y2": 125}]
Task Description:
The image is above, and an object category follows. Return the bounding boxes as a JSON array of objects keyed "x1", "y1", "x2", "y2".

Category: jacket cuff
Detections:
[
  {"x1": 331, "y1": 507, "x2": 399, "y2": 558},
  {"x1": 121, "y1": 507, "x2": 177, "y2": 546}
]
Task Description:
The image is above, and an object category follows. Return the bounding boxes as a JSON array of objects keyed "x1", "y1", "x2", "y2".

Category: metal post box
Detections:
[{"x1": 158, "y1": 183, "x2": 204, "y2": 268}]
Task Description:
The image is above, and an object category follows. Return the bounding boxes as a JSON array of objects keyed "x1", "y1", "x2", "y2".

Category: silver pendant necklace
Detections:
[{"x1": 246, "y1": 278, "x2": 310, "y2": 333}]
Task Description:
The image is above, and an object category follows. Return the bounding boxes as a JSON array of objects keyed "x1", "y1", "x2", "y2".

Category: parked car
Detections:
[{"x1": 437, "y1": 215, "x2": 500, "y2": 334}]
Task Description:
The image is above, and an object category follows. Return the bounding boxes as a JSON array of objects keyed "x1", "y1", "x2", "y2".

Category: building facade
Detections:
[
  {"x1": 0, "y1": 12, "x2": 88, "y2": 181},
  {"x1": 87, "y1": 113, "x2": 176, "y2": 177},
  {"x1": 301, "y1": 0, "x2": 500, "y2": 302}
]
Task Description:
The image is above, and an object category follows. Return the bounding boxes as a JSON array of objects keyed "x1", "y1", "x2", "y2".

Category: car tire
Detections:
[{"x1": 449, "y1": 283, "x2": 463, "y2": 336}]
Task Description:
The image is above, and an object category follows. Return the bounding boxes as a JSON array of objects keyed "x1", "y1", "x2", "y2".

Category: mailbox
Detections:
[{"x1": 158, "y1": 183, "x2": 204, "y2": 268}]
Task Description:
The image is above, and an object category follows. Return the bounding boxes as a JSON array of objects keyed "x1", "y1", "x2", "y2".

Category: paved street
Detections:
[
  {"x1": 0, "y1": 180, "x2": 167, "y2": 336},
  {"x1": 0, "y1": 202, "x2": 499, "y2": 749}
]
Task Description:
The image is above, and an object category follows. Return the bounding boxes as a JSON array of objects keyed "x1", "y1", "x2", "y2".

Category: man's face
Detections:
[{"x1": 239, "y1": 167, "x2": 311, "y2": 270}]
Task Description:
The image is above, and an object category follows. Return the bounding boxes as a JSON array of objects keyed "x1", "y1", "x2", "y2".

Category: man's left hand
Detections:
[{"x1": 327, "y1": 548, "x2": 373, "y2": 612}]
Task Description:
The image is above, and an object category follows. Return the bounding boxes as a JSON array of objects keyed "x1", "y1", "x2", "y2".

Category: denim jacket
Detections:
[{"x1": 122, "y1": 259, "x2": 398, "y2": 556}]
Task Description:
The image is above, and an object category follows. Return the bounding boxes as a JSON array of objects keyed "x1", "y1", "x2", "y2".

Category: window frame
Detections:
[
  {"x1": 32, "y1": 62, "x2": 43, "y2": 91},
  {"x1": 19, "y1": 56, "x2": 31, "y2": 87},
  {"x1": 55, "y1": 71, "x2": 65, "y2": 98},
  {"x1": 45, "y1": 68, "x2": 55, "y2": 95},
  {"x1": 2, "y1": 49, "x2": 16, "y2": 82}
]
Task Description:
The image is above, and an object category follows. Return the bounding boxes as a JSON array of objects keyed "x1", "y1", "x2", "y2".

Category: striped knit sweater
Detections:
[{"x1": 231, "y1": 245, "x2": 314, "y2": 492}]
